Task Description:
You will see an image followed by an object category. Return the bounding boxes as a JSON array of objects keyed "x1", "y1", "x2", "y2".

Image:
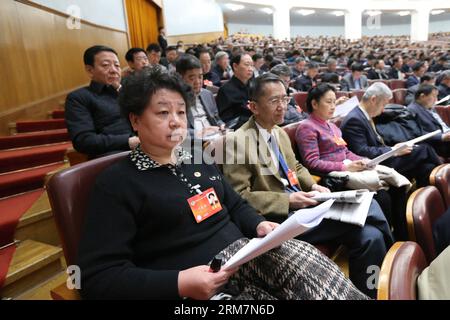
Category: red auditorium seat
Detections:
[
  {"x1": 349, "y1": 90, "x2": 365, "y2": 101},
  {"x1": 377, "y1": 241, "x2": 428, "y2": 300},
  {"x1": 46, "y1": 151, "x2": 129, "y2": 267},
  {"x1": 293, "y1": 92, "x2": 308, "y2": 112},
  {"x1": 335, "y1": 91, "x2": 350, "y2": 99},
  {"x1": 389, "y1": 79, "x2": 407, "y2": 90},
  {"x1": 430, "y1": 164, "x2": 450, "y2": 209},
  {"x1": 368, "y1": 79, "x2": 389, "y2": 87},
  {"x1": 434, "y1": 105, "x2": 450, "y2": 126},
  {"x1": 406, "y1": 186, "x2": 446, "y2": 263},
  {"x1": 392, "y1": 88, "x2": 407, "y2": 105}
]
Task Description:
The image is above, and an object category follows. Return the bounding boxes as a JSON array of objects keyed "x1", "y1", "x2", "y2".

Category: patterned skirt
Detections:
[{"x1": 216, "y1": 238, "x2": 369, "y2": 300}]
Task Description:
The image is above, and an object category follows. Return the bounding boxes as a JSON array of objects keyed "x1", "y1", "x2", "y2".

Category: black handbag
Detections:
[{"x1": 319, "y1": 175, "x2": 350, "y2": 192}]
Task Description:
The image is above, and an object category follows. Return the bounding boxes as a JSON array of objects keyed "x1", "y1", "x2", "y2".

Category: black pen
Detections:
[{"x1": 209, "y1": 254, "x2": 223, "y2": 273}]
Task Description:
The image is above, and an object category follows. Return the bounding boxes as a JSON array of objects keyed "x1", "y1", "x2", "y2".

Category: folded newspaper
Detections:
[
  {"x1": 311, "y1": 189, "x2": 369, "y2": 203},
  {"x1": 312, "y1": 189, "x2": 374, "y2": 227}
]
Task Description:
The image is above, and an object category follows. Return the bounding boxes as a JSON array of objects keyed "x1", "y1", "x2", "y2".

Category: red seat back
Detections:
[
  {"x1": 46, "y1": 151, "x2": 130, "y2": 266},
  {"x1": 406, "y1": 186, "x2": 446, "y2": 263},
  {"x1": 378, "y1": 241, "x2": 428, "y2": 300},
  {"x1": 293, "y1": 92, "x2": 309, "y2": 112}
]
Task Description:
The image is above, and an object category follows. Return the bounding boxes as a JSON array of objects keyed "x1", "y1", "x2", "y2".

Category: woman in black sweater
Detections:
[{"x1": 77, "y1": 68, "x2": 367, "y2": 300}]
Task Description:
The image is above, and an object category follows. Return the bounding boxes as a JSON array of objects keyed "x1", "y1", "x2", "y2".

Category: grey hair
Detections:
[
  {"x1": 327, "y1": 58, "x2": 337, "y2": 65},
  {"x1": 362, "y1": 82, "x2": 393, "y2": 102},
  {"x1": 270, "y1": 64, "x2": 292, "y2": 77},
  {"x1": 215, "y1": 51, "x2": 228, "y2": 62}
]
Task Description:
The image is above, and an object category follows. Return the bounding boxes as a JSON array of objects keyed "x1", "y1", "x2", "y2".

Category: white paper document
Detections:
[
  {"x1": 404, "y1": 129, "x2": 441, "y2": 146},
  {"x1": 435, "y1": 95, "x2": 450, "y2": 106},
  {"x1": 366, "y1": 144, "x2": 409, "y2": 167},
  {"x1": 333, "y1": 96, "x2": 359, "y2": 118},
  {"x1": 324, "y1": 191, "x2": 374, "y2": 227},
  {"x1": 311, "y1": 189, "x2": 369, "y2": 203},
  {"x1": 223, "y1": 200, "x2": 335, "y2": 270}
]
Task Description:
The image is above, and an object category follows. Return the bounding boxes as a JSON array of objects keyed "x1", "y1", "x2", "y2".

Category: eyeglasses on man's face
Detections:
[{"x1": 264, "y1": 95, "x2": 291, "y2": 107}]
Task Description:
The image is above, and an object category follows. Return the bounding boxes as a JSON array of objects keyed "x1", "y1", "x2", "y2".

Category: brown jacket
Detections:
[{"x1": 222, "y1": 116, "x2": 315, "y2": 218}]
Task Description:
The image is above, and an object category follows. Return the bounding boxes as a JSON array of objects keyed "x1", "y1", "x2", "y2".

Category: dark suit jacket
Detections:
[
  {"x1": 367, "y1": 68, "x2": 389, "y2": 80},
  {"x1": 407, "y1": 102, "x2": 444, "y2": 142},
  {"x1": 388, "y1": 67, "x2": 403, "y2": 80},
  {"x1": 65, "y1": 81, "x2": 133, "y2": 157},
  {"x1": 406, "y1": 75, "x2": 420, "y2": 88},
  {"x1": 340, "y1": 107, "x2": 391, "y2": 159},
  {"x1": 187, "y1": 89, "x2": 224, "y2": 138},
  {"x1": 407, "y1": 102, "x2": 449, "y2": 157},
  {"x1": 216, "y1": 76, "x2": 252, "y2": 129}
]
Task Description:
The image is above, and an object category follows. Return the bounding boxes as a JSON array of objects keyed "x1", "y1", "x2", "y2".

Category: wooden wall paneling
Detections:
[{"x1": 0, "y1": 0, "x2": 129, "y2": 135}]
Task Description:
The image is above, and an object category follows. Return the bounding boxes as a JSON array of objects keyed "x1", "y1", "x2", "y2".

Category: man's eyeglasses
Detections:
[{"x1": 265, "y1": 96, "x2": 291, "y2": 107}]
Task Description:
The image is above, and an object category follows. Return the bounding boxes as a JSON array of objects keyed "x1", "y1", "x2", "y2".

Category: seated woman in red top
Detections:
[{"x1": 295, "y1": 83, "x2": 409, "y2": 240}]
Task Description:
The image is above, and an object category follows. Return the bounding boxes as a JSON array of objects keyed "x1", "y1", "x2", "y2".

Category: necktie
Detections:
[
  {"x1": 269, "y1": 135, "x2": 301, "y2": 192},
  {"x1": 369, "y1": 119, "x2": 385, "y2": 145}
]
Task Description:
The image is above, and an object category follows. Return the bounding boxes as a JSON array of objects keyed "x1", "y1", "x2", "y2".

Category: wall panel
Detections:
[{"x1": 0, "y1": 0, "x2": 129, "y2": 134}]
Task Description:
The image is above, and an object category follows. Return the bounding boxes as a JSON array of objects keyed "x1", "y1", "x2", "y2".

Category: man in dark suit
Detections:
[
  {"x1": 176, "y1": 55, "x2": 225, "y2": 140},
  {"x1": 65, "y1": 46, "x2": 139, "y2": 158},
  {"x1": 340, "y1": 63, "x2": 369, "y2": 91},
  {"x1": 405, "y1": 73, "x2": 435, "y2": 105},
  {"x1": 216, "y1": 53, "x2": 254, "y2": 129},
  {"x1": 293, "y1": 62, "x2": 318, "y2": 92},
  {"x1": 437, "y1": 70, "x2": 450, "y2": 102},
  {"x1": 341, "y1": 82, "x2": 441, "y2": 188},
  {"x1": 406, "y1": 62, "x2": 426, "y2": 88},
  {"x1": 388, "y1": 56, "x2": 406, "y2": 80},
  {"x1": 367, "y1": 60, "x2": 389, "y2": 80},
  {"x1": 407, "y1": 84, "x2": 450, "y2": 157},
  {"x1": 157, "y1": 27, "x2": 168, "y2": 56}
]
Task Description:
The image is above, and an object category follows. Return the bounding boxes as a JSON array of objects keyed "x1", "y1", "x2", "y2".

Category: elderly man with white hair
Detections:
[
  {"x1": 341, "y1": 82, "x2": 441, "y2": 188},
  {"x1": 211, "y1": 51, "x2": 233, "y2": 87}
]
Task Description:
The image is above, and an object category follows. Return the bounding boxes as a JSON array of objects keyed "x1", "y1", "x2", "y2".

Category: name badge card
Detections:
[{"x1": 187, "y1": 188, "x2": 222, "y2": 223}]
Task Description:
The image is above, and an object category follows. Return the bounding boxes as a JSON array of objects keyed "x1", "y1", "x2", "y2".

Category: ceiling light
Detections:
[
  {"x1": 365, "y1": 10, "x2": 382, "y2": 17},
  {"x1": 225, "y1": 3, "x2": 245, "y2": 11},
  {"x1": 331, "y1": 11, "x2": 345, "y2": 17},
  {"x1": 397, "y1": 11, "x2": 410, "y2": 16},
  {"x1": 297, "y1": 9, "x2": 315, "y2": 16},
  {"x1": 431, "y1": 10, "x2": 445, "y2": 15},
  {"x1": 260, "y1": 8, "x2": 273, "y2": 15}
]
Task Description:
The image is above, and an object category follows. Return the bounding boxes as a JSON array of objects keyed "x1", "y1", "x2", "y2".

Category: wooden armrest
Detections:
[{"x1": 50, "y1": 282, "x2": 81, "y2": 300}]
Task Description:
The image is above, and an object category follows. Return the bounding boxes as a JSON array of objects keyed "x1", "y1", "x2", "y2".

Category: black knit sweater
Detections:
[{"x1": 77, "y1": 150, "x2": 265, "y2": 300}]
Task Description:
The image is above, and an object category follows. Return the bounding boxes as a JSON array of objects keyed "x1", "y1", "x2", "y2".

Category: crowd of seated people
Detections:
[{"x1": 64, "y1": 33, "x2": 450, "y2": 300}]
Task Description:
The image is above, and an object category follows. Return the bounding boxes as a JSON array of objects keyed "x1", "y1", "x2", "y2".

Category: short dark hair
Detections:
[
  {"x1": 420, "y1": 72, "x2": 436, "y2": 83},
  {"x1": 306, "y1": 83, "x2": 336, "y2": 113},
  {"x1": 119, "y1": 67, "x2": 190, "y2": 118},
  {"x1": 146, "y1": 43, "x2": 161, "y2": 53},
  {"x1": 166, "y1": 46, "x2": 178, "y2": 53},
  {"x1": 351, "y1": 63, "x2": 364, "y2": 72},
  {"x1": 415, "y1": 84, "x2": 438, "y2": 100},
  {"x1": 196, "y1": 49, "x2": 211, "y2": 59},
  {"x1": 230, "y1": 54, "x2": 250, "y2": 71},
  {"x1": 249, "y1": 73, "x2": 284, "y2": 101},
  {"x1": 83, "y1": 45, "x2": 117, "y2": 66},
  {"x1": 176, "y1": 54, "x2": 202, "y2": 75},
  {"x1": 412, "y1": 62, "x2": 425, "y2": 71},
  {"x1": 125, "y1": 48, "x2": 146, "y2": 62},
  {"x1": 252, "y1": 53, "x2": 263, "y2": 62},
  {"x1": 392, "y1": 56, "x2": 402, "y2": 65},
  {"x1": 307, "y1": 62, "x2": 319, "y2": 70}
]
